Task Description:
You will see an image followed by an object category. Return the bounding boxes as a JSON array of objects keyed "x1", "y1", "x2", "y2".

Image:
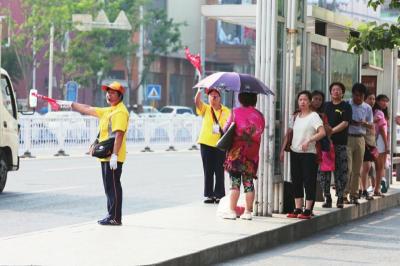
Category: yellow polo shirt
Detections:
[
  {"x1": 95, "y1": 102, "x2": 129, "y2": 162},
  {"x1": 197, "y1": 103, "x2": 230, "y2": 147}
]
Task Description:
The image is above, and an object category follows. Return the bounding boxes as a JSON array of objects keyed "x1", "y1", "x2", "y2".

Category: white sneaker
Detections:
[
  {"x1": 222, "y1": 210, "x2": 237, "y2": 220},
  {"x1": 240, "y1": 211, "x2": 252, "y2": 220}
]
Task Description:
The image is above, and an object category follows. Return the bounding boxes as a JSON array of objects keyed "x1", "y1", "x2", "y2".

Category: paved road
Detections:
[
  {"x1": 219, "y1": 207, "x2": 400, "y2": 266},
  {"x1": 0, "y1": 151, "x2": 204, "y2": 237}
]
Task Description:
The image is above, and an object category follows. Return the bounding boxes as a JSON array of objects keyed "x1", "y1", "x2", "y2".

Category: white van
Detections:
[
  {"x1": 0, "y1": 68, "x2": 36, "y2": 192},
  {"x1": 0, "y1": 68, "x2": 20, "y2": 192}
]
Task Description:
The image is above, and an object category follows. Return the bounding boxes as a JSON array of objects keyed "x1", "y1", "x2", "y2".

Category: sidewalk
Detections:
[{"x1": 1, "y1": 182, "x2": 399, "y2": 266}]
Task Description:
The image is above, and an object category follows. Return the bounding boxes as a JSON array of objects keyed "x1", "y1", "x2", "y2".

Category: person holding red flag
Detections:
[{"x1": 56, "y1": 82, "x2": 129, "y2": 226}]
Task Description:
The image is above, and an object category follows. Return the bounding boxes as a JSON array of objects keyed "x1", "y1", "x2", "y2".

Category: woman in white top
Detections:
[{"x1": 284, "y1": 90, "x2": 326, "y2": 219}]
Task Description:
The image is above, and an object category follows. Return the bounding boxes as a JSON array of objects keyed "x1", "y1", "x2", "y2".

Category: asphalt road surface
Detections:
[
  {"x1": 219, "y1": 207, "x2": 400, "y2": 266},
  {"x1": 0, "y1": 151, "x2": 204, "y2": 237}
]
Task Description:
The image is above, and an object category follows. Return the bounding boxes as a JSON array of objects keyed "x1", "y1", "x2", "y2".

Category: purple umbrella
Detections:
[{"x1": 193, "y1": 72, "x2": 274, "y2": 96}]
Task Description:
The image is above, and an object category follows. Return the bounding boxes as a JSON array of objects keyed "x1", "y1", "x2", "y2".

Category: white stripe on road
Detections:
[
  {"x1": 27, "y1": 186, "x2": 84, "y2": 194},
  {"x1": 44, "y1": 166, "x2": 98, "y2": 172},
  {"x1": 0, "y1": 186, "x2": 84, "y2": 199}
]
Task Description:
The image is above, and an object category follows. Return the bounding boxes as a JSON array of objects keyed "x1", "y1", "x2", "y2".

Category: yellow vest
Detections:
[
  {"x1": 95, "y1": 102, "x2": 129, "y2": 162},
  {"x1": 197, "y1": 103, "x2": 230, "y2": 147}
]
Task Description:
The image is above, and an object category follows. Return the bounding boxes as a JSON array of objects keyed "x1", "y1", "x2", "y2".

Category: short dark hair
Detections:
[
  {"x1": 311, "y1": 90, "x2": 325, "y2": 112},
  {"x1": 311, "y1": 90, "x2": 325, "y2": 102},
  {"x1": 238, "y1": 92, "x2": 257, "y2": 107},
  {"x1": 376, "y1": 94, "x2": 389, "y2": 102},
  {"x1": 329, "y1": 82, "x2": 346, "y2": 95},
  {"x1": 297, "y1": 90, "x2": 312, "y2": 102},
  {"x1": 352, "y1": 83, "x2": 367, "y2": 95}
]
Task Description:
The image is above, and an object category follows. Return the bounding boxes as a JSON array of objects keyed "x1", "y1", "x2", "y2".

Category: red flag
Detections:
[
  {"x1": 32, "y1": 92, "x2": 60, "y2": 111},
  {"x1": 185, "y1": 47, "x2": 202, "y2": 76}
]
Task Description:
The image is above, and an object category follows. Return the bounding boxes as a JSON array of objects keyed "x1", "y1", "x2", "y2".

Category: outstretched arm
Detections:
[{"x1": 71, "y1": 102, "x2": 98, "y2": 117}]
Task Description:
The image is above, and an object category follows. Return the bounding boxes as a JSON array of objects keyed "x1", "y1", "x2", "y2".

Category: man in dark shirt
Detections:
[{"x1": 319, "y1": 82, "x2": 352, "y2": 208}]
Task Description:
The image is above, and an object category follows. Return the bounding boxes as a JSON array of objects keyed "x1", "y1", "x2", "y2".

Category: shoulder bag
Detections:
[
  {"x1": 90, "y1": 116, "x2": 115, "y2": 159},
  {"x1": 216, "y1": 122, "x2": 236, "y2": 151},
  {"x1": 283, "y1": 114, "x2": 297, "y2": 152}
]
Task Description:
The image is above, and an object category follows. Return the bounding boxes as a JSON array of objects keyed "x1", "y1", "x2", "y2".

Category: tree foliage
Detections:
[
  {"x1": 348, "y1": 0, "x2": 400, "y2": 54},
  {"x1": 139, "y1": 8, "x2": 184, "y2": 90},
  {"x1": 5, "y1": 0, "x2": 183, "y2": 103},
  {"x1": 1, "y1": 47, "x2": 23, "y2": 84}
]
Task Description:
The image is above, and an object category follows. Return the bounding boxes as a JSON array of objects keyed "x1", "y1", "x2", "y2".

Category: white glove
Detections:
[
  {"x1": 109, "y1": 154, "x2": 118, "y2": 170},
  {"x1": 56, "y1": 100, "x2": 73, "y2": 110}
]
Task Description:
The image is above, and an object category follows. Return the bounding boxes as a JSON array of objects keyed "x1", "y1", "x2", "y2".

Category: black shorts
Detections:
[{"x1": 363, "y1": 145, "x2": 374, "y2": 162}]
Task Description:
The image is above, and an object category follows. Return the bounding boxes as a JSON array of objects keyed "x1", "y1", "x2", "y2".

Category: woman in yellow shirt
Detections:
[{"x1": 195, "y1": 88, "x2": 231, "y2": 203}]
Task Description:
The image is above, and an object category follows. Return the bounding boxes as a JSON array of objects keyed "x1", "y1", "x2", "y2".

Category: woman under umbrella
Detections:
[
  {"x1": 195, "y1": 88, "x2": 231, "y2": 204},
  {"x1": 222, "y1": 92, "x2": 265, "y2": 220}
]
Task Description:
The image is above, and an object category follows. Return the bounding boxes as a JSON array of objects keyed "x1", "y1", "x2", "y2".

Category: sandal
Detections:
[
  {"x1": 373, "y1": 192, "x2": 385, "y2": 198},
  {"x1": 287, "y1": 208, "x2": 302, "y2": 218}
]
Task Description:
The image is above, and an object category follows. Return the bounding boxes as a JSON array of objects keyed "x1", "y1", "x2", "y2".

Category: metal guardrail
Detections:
[{"x1": 18, "y1": 115, "x2": 202, "y2": 157}]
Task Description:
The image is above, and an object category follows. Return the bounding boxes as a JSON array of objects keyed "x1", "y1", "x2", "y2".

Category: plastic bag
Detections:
[
  {"x1": 320, "y1": 142, "x2": 335, "y2": 171},
  {"x1": 216, "y1": 192, "x2": 246, "y2": 218}
]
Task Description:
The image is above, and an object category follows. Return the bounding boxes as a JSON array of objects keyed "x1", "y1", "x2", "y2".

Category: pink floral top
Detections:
[
  {"x1": 223, "y1": 106, "x2": 265, "y2": 179},
  {"x1": 374, "y1": 109, "x2": 387, "y2": 136}
]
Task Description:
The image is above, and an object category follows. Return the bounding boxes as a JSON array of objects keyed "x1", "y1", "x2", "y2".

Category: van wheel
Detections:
[{"x1": 0, "y1": 157, "x2": 7, "y2": 193}]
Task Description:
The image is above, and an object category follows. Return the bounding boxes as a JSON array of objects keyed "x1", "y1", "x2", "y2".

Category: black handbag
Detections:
[
  {"x1": 90, "y1": 117, "x2": 115, "y2": 159},
  {"x1": 216, "y1": 122, "x2": 236, "y2": 151},
  {"x1": 90, "y1": 137, "x2": 115, "y2": 158}
]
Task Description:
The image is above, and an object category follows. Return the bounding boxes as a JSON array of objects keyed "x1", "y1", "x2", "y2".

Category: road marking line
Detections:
[
  {"x1": 0, "y1": 186, "x2": 84, "y2": 199},
  {"x1": 44, "y1": 166, "x2": 98, "y2": 172},
  {"x1": 28, "y1": 186, "x2": 84, "y2": 194}
]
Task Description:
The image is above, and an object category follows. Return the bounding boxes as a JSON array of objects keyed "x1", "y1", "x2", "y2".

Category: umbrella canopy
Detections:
[{"x1": 193, "y1": 72, "x2": 274, "y2": 96}]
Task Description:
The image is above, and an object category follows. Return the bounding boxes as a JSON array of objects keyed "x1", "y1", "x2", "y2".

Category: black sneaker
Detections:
[
  {"x1": 98, "y1": 218, "x2": 122, "y2": 226},
  {"x1": 336, "y1": 197, "x2": 344, "y2": 208},
  {"x1": 203, "y1": 197, "x2": 215, "y2": 204},
  {"x1": 215, "y1": 198, "x2": 221, "y2": 204},
  {"x1": 97, "y1": 216, "x2": 110, "y2": 224},
  {"x1": 362, "y1": 190, "x2": 373, "y2": 200}
]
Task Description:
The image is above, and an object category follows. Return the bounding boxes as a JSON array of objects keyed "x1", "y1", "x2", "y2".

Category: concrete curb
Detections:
[{"x1": 155, "y1": 190, "x2": 400, "y2": 266}]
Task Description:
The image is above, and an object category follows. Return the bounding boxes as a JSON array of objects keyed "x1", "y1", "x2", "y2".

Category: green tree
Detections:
[
  {"x1": 139, "y1": 8, "x2": 184, "y2": 90},
  {"x1": 64, "y1": 2, "x2": 184, "y2": 104},
  {"x1": 1, "y1": 47, "x2": 23, "y2": 84},
  {"x1": 6, "y1": 0, "x2": 183, "y2": 105},
  {"x1": 348, "y1": 0, "x2": 400, "y2": 54},
  {"x1": 6, "y1": 0, "x2": 98, "y2": 95}
]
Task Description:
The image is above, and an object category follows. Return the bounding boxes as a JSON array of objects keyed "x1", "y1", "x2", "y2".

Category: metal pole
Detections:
[
  {"x1": 48, "y1": 24, "x2": 54, "y2": 112},
  {"x1": 255, "y1": 0, "x2": 264, "y2": 216},
  {"x1": 200, "y1": 15, "x2": 206, "y2": 79},
  {"x1": 262, "y1": 0, "x2": 271, "y2": 216},
  {"x1": 268, "y1": 0, "x2": 277, "y2": 215},
  {"x1": 137, "y1": 6, "x2": 144, "y2": 105},
  {"x1": 33, "y1": 34, "x2": 36, "y2": 90},
  {"x1": 254, "y1": 0, "x2": 262, "y2": 216}
]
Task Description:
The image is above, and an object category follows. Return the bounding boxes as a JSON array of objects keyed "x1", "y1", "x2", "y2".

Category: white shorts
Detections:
[{"x1": 376, "y1": 134, "x2": 385, "y2": 153}]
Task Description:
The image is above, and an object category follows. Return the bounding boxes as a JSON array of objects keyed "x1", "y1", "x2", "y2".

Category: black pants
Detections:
[
  {"x1": 101, "y1": 162, "x2": 123, "y2": 222},
  {"x1": 200, "y1": 144, "x2": 226, "y2": 199},
  {"x1": 290, "y1": 151, "x2": 318, "y2": 201}
]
